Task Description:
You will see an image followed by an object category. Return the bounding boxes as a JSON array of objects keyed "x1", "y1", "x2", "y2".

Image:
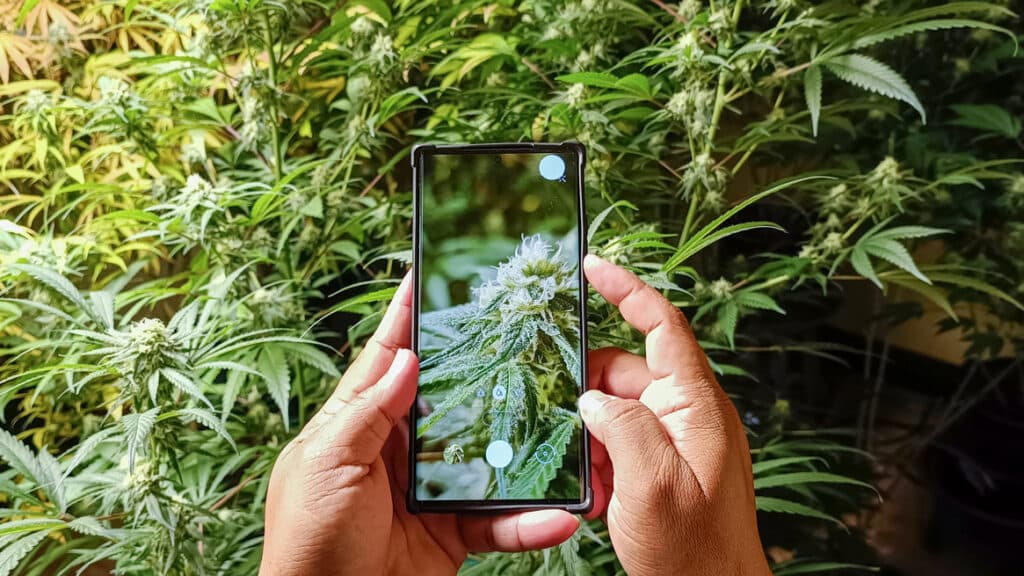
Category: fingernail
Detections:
[
  {"x1": 578, "y1": 390, "x2": 608, "y2": 421},
  {"x1": 583, "y1": 254, "x2": 603, "y2": 270},
  {"x1": 396, "y1": 273, "x2": 412, "y2": 297}
]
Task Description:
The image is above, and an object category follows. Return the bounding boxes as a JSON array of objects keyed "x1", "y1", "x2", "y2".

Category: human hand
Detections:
[
  {"x1": 580, "y1": 255, "x2": 770, "y2": 576},
  {"x1": 259, "y1": 274, "x2": 579, "y2": 576}
]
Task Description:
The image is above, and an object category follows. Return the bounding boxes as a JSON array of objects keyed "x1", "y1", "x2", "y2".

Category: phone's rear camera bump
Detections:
[{"x1": 539, "y1": 154, "x2": 566, "y2": 181}]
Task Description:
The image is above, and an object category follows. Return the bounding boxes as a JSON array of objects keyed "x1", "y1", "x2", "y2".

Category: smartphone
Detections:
[{"x1": 408, "y1": 142, "x2": 591, "y2": 514}]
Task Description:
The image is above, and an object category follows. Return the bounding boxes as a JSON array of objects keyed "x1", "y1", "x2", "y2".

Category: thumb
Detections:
[
  {"x1": 312, "y1": 348, "x2": 418, "y2": 466},
  {"x1": 579, "y1": 390, "x2": 674, "y2": 481}
]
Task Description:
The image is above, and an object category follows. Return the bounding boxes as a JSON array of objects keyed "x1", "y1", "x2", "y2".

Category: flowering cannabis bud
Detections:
[
  {"x1": 680, "y1": 152, "x2": 728, "y2": 206},
  {"x1": 821, "y1": 231, "x2": 844, "y2": 254},
  {"x1": 665, "y1": 88, "x2": 715, "y2": 140},
  {"x1": 350, "y1": 15, "x2": 376, "y2": 36},
  {"x1": 666, "y1": 32, "x2": 706, "y2": 77},
  {"x1": 369, "y1": 33, "x2": 396, "y2": 70},
  {"x1": 871, "y1": 157, "x2": 902, "y2": 186},
  {"x1": 249, "y1": 226, "x2": 273, "y2": 249},
  {"x1": 678, "y1": 0, "x2": 702, "y2": 20},
  {"x1": 22, "y1": 90, "x2": 52, "y2": 115},
  {"x1": 150, "y1": 176, "x2": 173, "y2": 200},
  {"x1": 298, "y1": 223, "x2": 322, "y2": 248},
  {"x1": 180, "y1": 174, "x2": 220, "y2": 211},
  {"x1": 708, "y1": 7, "x2": 732, "y2": 35},
  {"x1": 865, "y1": 156, "x2": 911, "y2": 216},
  {"x1": 128, "y1": 318, "x2": 170, "y2": 356},
  {"x1": 99, "y1": 317, "x2": 183, "y2": 395},
  {"x1": 443, "y1": 443, "x2": 465, "y2": 464},
  {"x1": 709, "y1": 278, "x2": 732, "y2": 298},
  {"x1": 345, "y1": 115, "x2": 372, "y2": 147},
  {"x1": 238, "y1": 93, "x2": 268, "y2": 149},
  {"x1": 666, "y1": 91, "x2": 689, "y2": 118},
  {"x1": 1010, "y1": 175, "x2": 1024, "y2": 196},
  {"x1": 565, "y1": 83, "x2": 586, "y2": 108},
  {"x1": 98, "y1": 77, "x2": 132, "y2": 107},
  {"x1": 473, "y1": 235, "x2": 576, "y2": 322},
  {"x1": 484, "y1": 72, "x2": 507, "y2": 87},
  {"x1": 822, "y1": 183, "x2": 849, "y2": 213},
  {"x1": 180, "y1": 131, "x2": 207, "y2": 164},
  {"x1": 48, "y1": 20, "x2": 72, "y2": 47}
]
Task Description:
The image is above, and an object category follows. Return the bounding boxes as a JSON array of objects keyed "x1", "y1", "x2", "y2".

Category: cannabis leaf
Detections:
[
  {"x1": 804, "y1": 65, "x2": 822, "y2": 137},
  {"x1": 822, "y1": 54, "x2": 925, "y2": 123},
  {"x1": 846, "y1": 223, "x2": 948, "y2": 288},
  {"x1": 120, "y1": 407, "x2": 160, "y2": 472},
  {"x1": 168, "y1": 408, "x2": 236, "y2": 450},
  {"x1": 666, "y1": 176, "x2": 829, "y2": 271},
  {"x1": 506, "y1": 413, "x2": 577, "y2": 499},
  {"x1": 259, "y1": 345, "x2": 291, "y2": 429},
  {"x1": 950, "y1": 104, "x2": 1023, "y2": 139},
  {"x1": 0, "y1": 428, "x2": 65, "y2": 512},
  {"x1": 756, "y1": 496, "x2": 844, "y2": 528},
  {"x1": 0, "y1": 531, "x2": 49, "y2": 576},
  {"x1": 753, "y1": 471, "x2": 876, "y2": 492}
]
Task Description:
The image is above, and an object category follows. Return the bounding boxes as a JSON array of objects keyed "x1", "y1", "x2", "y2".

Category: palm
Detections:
[{"x1": 380, "y1": 424, "x2": 464, "y2": 575}]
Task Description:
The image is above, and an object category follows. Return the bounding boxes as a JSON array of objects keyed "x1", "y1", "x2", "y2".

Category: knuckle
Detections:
[
  {"x1": 602, "y1": 400, "x2": 647, "y2": 438},
  {"x1": 647, "y1": 459, "x2": 680, "y2": 500}
]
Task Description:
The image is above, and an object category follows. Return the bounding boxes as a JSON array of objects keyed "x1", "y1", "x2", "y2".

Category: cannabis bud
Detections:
[{"x1": 443, "y1": 443, "x2": 465, "y2": 464}]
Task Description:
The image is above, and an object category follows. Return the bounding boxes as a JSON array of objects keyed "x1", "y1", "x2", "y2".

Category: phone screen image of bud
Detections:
[{"x1": 413, "y1": 149, "x2": 585, "y2": 504}]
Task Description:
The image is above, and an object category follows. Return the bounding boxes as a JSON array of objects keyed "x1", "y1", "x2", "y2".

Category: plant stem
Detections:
[
  {"x1": 264, "y1": 12, "x2": 284, "y2": 180},
  {"x1": 914, "y1": 358, "x2": 1023, "y2": 451},
  {"x1": 679, "y1": 190, "x2": 701, "y2": 248},
  {"x1": 865, "y1": 336, "x2": 890, "y2": 452},
  {"x1": 706, "y1": 72, "x2": 729, "y2": 147},
  {"x1": 650, "y1": 0, "x2": 688, "y2": 22},
  {"x1": 732, "y1": 273, "x2": 790, "y2": 292},
  {"x1": 938, "y1": 360, "x2": 979, "y2": 425},
  {"x1": 705, "y1": 0, "x2": 745, "y2": 146},
  {"x1": 296, "y1": 366, "x2": 306, "y2": 425},
  {"x1": 842, "y1": 213, "x2": 872, "y2": 242}
]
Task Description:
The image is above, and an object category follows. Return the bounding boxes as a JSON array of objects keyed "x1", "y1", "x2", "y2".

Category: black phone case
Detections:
[{"x1": 407, "y1": 142, "x2": 592, "y2": 515}]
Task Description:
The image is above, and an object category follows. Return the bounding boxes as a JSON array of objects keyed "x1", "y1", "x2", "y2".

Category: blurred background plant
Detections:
[{"x1": 0, "y1": 0, "x2": 1021, "y2": 574}]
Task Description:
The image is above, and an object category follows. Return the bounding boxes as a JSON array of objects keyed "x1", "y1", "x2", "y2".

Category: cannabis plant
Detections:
[
  {"x1": 417, "y1": 234, "x2": 581, "y2": 500},
  {"x1": 1, "y1": 0, "x2": 1022, "y2": 574}
]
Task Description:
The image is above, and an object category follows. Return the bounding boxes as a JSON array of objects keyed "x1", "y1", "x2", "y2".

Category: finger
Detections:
[
  {"x1": 302, "y1": 274, "x2": 413, "y2": 437},
  {"x1": 383, "y1": 419, "x2": 411, "y2": 494},
  {"x1": 590, "y1": 434, "x2": 608, "y2": 468},
  {"x1": 337, "y1": 273, "x2": 413, "y2": 400},
  {"x1": 588, "y1": 347, "x2": 650, "y2": 399},
  {"x1": 459, "y1": 510, "x2": 578, "y2": 552},
  {"x1": 583, "y1": 255, "x2": 708, "y2": 382},
  {"x1": 310, "y1": 348, "x2": 418, "y2": 466},
  {"x1": 579, "y1": 389, "x2": 679, "y2": 485}
]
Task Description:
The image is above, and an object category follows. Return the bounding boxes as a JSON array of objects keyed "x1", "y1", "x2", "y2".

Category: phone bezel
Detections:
[{"x1": 407, "y1": 142, "x2": 592, "y2": 514}]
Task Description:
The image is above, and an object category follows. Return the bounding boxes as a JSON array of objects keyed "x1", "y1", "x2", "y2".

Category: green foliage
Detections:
[{"x1": 0, "y1": 0, "x2": 1021, "y2": 574}]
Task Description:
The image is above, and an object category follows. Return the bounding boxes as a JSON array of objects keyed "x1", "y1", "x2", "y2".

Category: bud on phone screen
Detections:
[{"x1": 408, "y1": 143, "x2": 591, "y2": 513}]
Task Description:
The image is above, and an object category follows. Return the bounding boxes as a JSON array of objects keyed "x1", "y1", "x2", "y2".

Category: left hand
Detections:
[{"x1": 259, "y1": 273, "x2": 579, "y2": 576}]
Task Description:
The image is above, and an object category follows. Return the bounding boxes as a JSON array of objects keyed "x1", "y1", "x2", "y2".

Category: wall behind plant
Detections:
[{"x1": 1, "y1": 1, "x2": 1021, "y2": 574}]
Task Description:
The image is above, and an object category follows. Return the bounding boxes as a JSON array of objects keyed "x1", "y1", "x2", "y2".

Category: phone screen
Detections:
[{"x1": 411, "y1": 144, "x2": 588, "y2": 509}]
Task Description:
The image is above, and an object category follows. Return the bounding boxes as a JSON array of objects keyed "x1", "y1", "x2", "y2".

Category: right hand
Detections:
[{"x1": 580, "y1": 255, "x2": 770, "y2": 576}]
